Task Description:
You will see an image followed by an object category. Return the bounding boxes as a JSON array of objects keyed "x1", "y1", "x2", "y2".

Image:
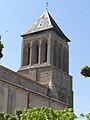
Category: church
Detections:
[{"x1": 0, "y1": 10, "x2": 73, "y2": 114}]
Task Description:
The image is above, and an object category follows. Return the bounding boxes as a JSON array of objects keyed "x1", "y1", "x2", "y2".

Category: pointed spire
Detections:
[{"x1": 22, "y1": 11, "x2": 70, "y2": 42}]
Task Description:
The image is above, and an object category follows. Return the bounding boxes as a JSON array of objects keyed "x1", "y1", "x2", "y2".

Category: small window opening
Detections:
[
  {"x1": 44, "y1": 43, "x2": 47, "y2": 62},
  {"x1": 35, "y1": 44, "x2": 39, "y2": 64},
  {"x1": 27, "y1": 46, "x2": 30, "y2": 65}
]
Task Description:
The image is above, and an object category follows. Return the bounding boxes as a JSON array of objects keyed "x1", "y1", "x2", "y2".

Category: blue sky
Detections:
[{"x1": 0, "y1": 0, "x2": 90, "y2": 117}]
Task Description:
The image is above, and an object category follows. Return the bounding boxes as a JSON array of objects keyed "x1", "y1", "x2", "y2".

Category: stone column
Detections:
[
  {"x1": 39, "y1": 41, "x2": 42, "y2": 64},
  {"x1": 47, "y1": 35, "x2": 51, "y2": 63},
  {"x1": 20, "y1": 39, "x2": 24, "y2": 67},
  {"x1": 30, "y1": 42, "x2": 33, "y2": 65}
]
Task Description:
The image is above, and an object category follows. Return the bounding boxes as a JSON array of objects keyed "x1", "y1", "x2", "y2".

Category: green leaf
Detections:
[{"x1": 80, "y1": 113, "x2": 84, "y2": 117}]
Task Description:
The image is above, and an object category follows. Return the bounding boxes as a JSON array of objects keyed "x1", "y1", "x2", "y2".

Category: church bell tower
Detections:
[{"x1": 18, "y1": 10, "x2": 73, "y2": 108}]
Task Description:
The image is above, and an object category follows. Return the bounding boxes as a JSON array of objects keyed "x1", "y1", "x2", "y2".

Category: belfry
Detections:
[
  {"x1": 18, "y1": 10, "x2": 73, "y2": 108},
  {"x1": 0, "y1": 10, "x2": 73, "y2": 114}
]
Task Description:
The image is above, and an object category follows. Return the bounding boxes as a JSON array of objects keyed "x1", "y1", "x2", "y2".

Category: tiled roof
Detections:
[{"x1": 22, "y1": 10, "x2": 70, "y2": 42}]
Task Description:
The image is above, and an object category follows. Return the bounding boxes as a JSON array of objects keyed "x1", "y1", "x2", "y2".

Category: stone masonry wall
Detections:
[
  {"x1": 0, "y1": 66, "x2": 48, "y2": 96},
  {"x1": 51, "y1": 65, "x2": 73, "y2": 108},
  {"x1": 0, "y1": 78, "x2": 68, "y2": 114}
]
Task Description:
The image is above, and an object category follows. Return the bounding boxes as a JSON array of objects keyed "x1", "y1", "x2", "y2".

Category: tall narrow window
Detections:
[
  {"x1": 35, "y1": 44, "x2": 39, "y2": 63},
  {"x1": 22, "y1": 47, "x2": 26, "y2": 66},
  {"x1": 41, "y1": 40, "x2": 48, "y2": 63},
  {"x1": 63, "y1": 47, "x2": 68, "y2": 73},
  {"x1": 44, "y1": 43, "x2": 47, "y2": 62},
  {"x1": 26, "y1": 46, "x2": 30, "y2": 65},
  {"x1": 32, "y1": 42, "x2": 39, "y2": 64}
]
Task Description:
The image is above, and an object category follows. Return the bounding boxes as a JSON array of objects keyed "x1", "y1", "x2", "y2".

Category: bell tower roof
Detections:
[{"x1": 22, "y1": 10, "x2": 70, "y2": 42}]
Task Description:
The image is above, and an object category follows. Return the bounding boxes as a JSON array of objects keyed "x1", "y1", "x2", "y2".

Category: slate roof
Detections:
[{"x1": 22, "y1": 10, "x2": 70, "y2": 42}]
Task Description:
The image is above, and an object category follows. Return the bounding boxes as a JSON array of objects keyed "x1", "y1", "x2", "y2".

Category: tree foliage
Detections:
[
  {"x1": 81, "y1": 66, "x2": 90, "y2": 77},
  {"x1": 21, "y1": 107, "x2": 76, "y2": 120},
  {"x1": 0, "y1": 40, "x2": 4, "y2": 59},
  {"x1": 0, "y1": 107, "x2": 90, "y2": 120}
]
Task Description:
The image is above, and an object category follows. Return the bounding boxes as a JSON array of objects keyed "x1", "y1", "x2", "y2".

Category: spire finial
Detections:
[{"x1": 46, "y1": 1, "x2": 48, "y2": 10}]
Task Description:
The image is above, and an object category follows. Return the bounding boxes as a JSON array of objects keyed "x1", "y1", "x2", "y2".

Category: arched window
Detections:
[
  {"x1": 53, "y1": 41, "x2": 58, "y2": 66},
  {"x1": 26, "y1": 46, "x2": 30, "y2": 65},
  {"x1": 35, "y1": 44, "x2": 39, "y2": 63},
  {"x1": 44, "y1": 43, "x2": 47, "y2": 62},
  {"x1": 32, "y1": 42, "x2": 39, "y2": 64},
  {"x1": 41, "y1": 40, "x2": 48, "y2": 63}
]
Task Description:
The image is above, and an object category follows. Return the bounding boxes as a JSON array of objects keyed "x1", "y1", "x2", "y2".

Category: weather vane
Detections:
[{"x1": 46, "y1": 1, "x2": 48, "y2": 10}]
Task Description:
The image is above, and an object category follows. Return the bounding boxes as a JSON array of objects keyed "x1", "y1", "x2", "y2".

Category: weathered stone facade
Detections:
[
  {"x1": 0, "y1": 67, "x2": 67, "y2": 114},
  {"x1": 18, "y1": 11, "x2": 73, "y2": 108},
  {"x1": 0, "y1": 10, "x2": 73, "y2": 114}
]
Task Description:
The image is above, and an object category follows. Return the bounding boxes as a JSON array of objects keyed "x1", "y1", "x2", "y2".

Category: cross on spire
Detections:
[{"x1": 46, "y1": 1, "x2": 48, "y2": 10}]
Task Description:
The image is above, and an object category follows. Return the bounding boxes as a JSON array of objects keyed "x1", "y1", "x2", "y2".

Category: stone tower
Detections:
[{"x1": 18, "y1": 10, "x2": 73, "y2": 108}]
